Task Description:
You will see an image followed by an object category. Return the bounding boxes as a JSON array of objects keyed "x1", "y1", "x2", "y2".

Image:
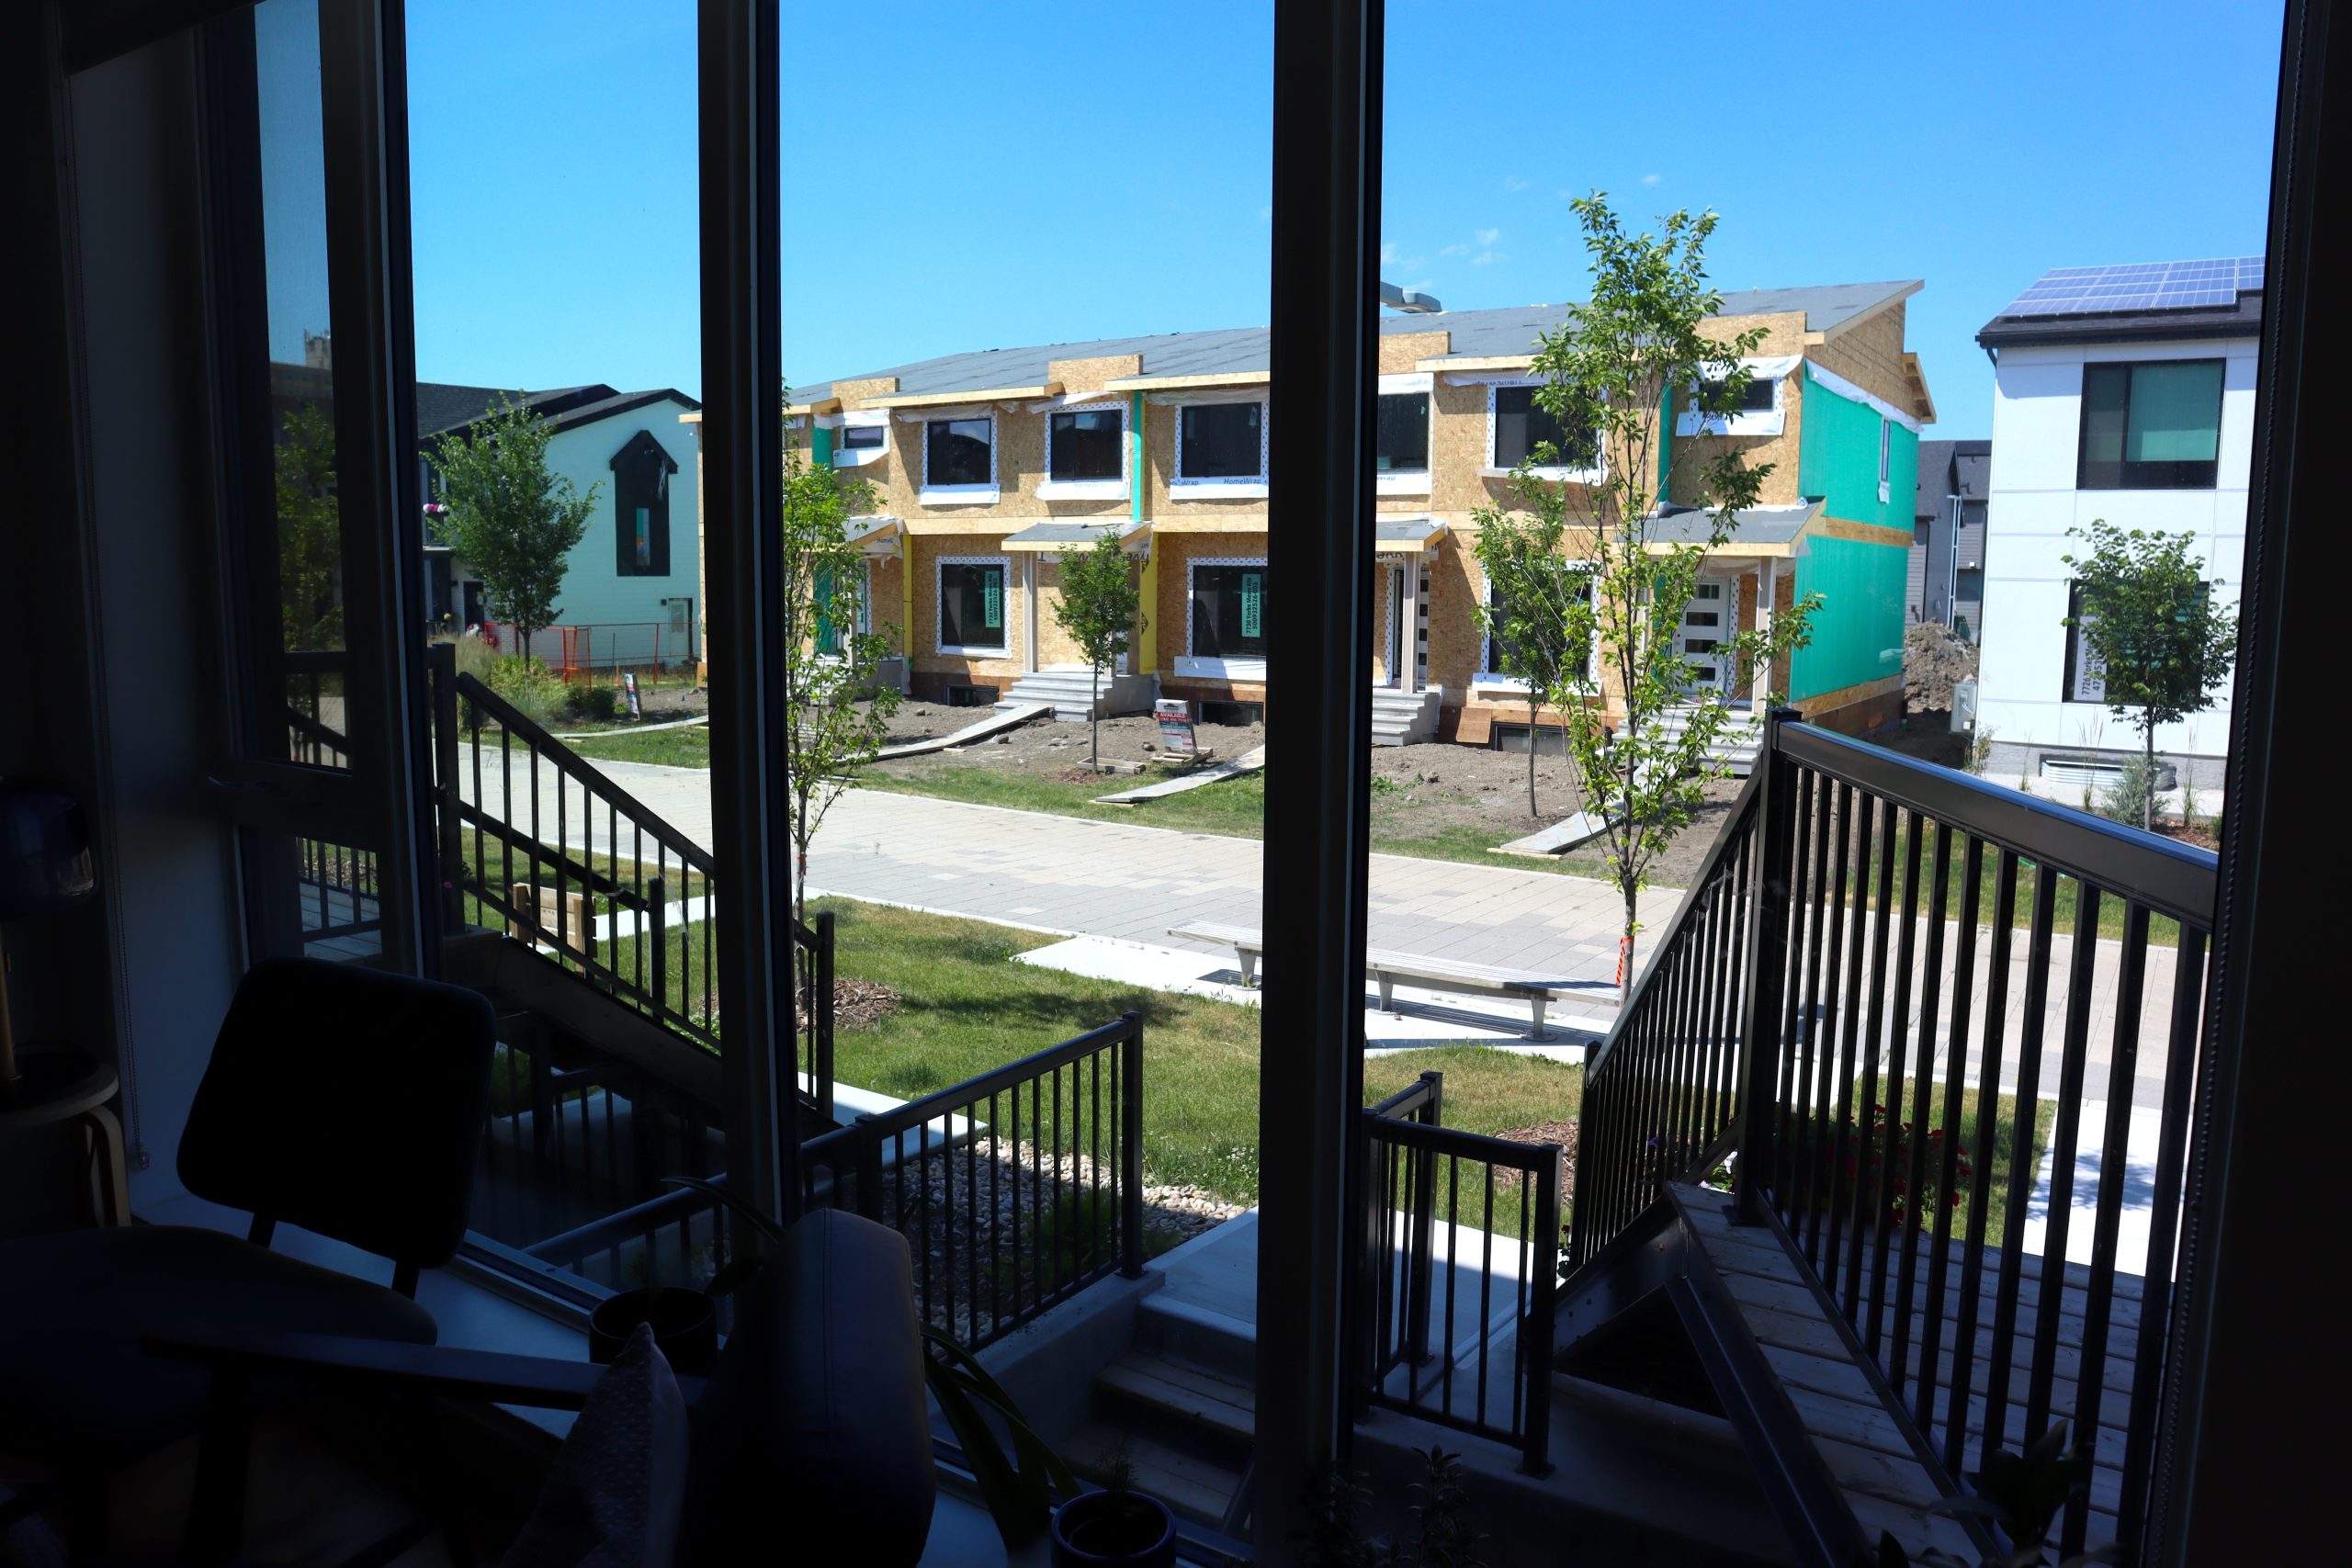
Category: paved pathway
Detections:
[{"x1": 457, "y1": 743, "x2": 1678, "y2": 988}]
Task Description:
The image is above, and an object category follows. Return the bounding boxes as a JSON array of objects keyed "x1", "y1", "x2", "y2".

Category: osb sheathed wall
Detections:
[
  {"x1": 1150, "y1": 526, "x2": 1270, "y2": 706},
  {"x1": 905, "y1": 532, "x2": 1027, "y2": 699}
]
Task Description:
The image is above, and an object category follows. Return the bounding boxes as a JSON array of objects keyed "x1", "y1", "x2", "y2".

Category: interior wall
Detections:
[{"x1": 60, "y1": 29, "x2": 247, "y2": 1213}]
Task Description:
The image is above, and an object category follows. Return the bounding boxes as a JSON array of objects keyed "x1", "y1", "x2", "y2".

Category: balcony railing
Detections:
[
  {"x1": 1352, "y1": 1070, "x2": 1563, "y2": 1476},
  {"x1": 1566, "y1": 710, "x2": 2218, "y2": 1559},
  {"x1": 803, "y1": 1013, "x2": 1146, "y2": 1352}
]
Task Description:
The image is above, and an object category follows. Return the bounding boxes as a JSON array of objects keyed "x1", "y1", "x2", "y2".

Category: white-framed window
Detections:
[
  {"x1": 1877, "y1": 417, "x2": 1893, "y2": 505},
  {"x1": 1486, "y1": 380, "x2": 1603, "y2": 482},
  {"x1": 936, "y1": 554, "x2": 1011, "y2": 656},
  {"x1": 834, "y1": 409, "x2": 889, "y2": 467},
  {"x1": 1177, "y1": 556, "x2": 1268, "y2": 678},
  {"x1": 921, "y1": 413, "x2": 999, "y2": 503},
  {"x1": 1375, "y1": 372, "x2": 1432, "y2": 495},
  {"x1": 1476, "y1": 567, "x2": 1597, "y2": 688},
  {"x1": 1038, "y1": 400, "x2": 1127, "y2": 501},
  {"x1": 1173, "y1": 399, "x2": 1270, "y2": 498},
  {"x1": 1675, "y1": 357, "x2": 1792, "y2": 439}
]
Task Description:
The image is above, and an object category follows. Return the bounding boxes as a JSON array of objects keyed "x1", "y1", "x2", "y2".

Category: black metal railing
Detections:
[
  {"x1": 284, "y1": 680, "x2": 380, "y2": 942},
  {"x1": 1566, "y1": 771, "x2": 1760, "y2": 1269},
  {"x1": 516, "y1": 1176, "x2": 732, "y2": 1298},
  {"x1": 802, "y1": 1013, "x2": 1146, "y2": 1352},
  {"x1": 1354, "y1": 1071, "x2": 1562, "y2": 1476},
  {"x1": 1570, "y1": 710, "x2": 2217, "y2": 1559}
]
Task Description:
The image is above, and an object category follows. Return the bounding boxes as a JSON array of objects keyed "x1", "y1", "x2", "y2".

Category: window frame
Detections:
[
  {"x1": 1476, "y1": 564, "x2": 1598, "y2": 690},
  {"x1": 1172, "y1": 396, "x2": 1271, "y2": 497},
  {"x1": 1038, "y1": 400, "x2": 1128, "y2": 500},
  {"x1": 920, "y1": 412, "x2": 1000, "y2": 502},
  {"x1": 1878, "y1": 416, "x2": 1893, "y2": 505},
  {"x1": 834, "y1": 411, "x2": 888, "y2": 467},
  {"x1": 1486, "y1": 378, "x2": 1603, "y2": 482},
  {"x1": 1374, "y1": 372, "x2": 1432, "y2": 495},
  {"x1": 1178, "y1": 555, "x2": 1271, "y2": 677},
  {"x1": 935, "y1": 552, "x2": 1012, "y2": 657},
  {"x1": 2075, "y1": 356, "x2": 2227, "y2": 491}
]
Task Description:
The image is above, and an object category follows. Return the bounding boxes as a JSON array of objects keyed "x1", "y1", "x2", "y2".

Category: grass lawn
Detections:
[
  {"x1": 816, "y1": 897, "x2": 1584, "y2": 1206},
  {"x1": 562, "y1": 725, "x2": 714, "y2": 768}
]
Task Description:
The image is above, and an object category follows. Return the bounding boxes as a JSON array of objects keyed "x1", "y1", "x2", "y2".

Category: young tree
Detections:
[
  {"x1": 2061, "y1": 520, "x2": 2238, "y2": 831},
  {"x1": 429, "y1": 396, "x2": 598, "y2": 659},
  {"x1": 276, "y1": 401, "x2": 344, "y2": 652},
  {"x1": 1470, "y1": 194, "x2": 1820, "y2": 989},
  {"x1": 778, "y1": 446, "x2": 902, "y2": 945},
  {"x1": 1049, "y1": 529, "x2": 1142, "y2": 770}
]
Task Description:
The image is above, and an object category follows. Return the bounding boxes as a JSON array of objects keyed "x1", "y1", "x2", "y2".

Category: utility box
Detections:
[{"x1": 1951, "y1": 679, "x2": 1979, "y2": 732}]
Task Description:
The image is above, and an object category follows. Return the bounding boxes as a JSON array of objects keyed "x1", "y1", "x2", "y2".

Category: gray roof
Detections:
[
  {"x1": 416, "y1": 381, "x2": 700, "y2": 439},
  {"x1": 1651, "y1": 499, "x2": 1823, "y2": 547},
  {"x1": 1914, "y1": 438, "x2": 1991, "y2": 515},
  {"x1": 1977, "y1": 257, "x2": 2263, "y2": 348},
  {"x1": 1374, "y1": 516, "x2": 1446, "y2": 547},
  {"x1": 1001, "y1": 521, "x2": 1131, "y2": 548},
  {"x1": 791, "y1": 281, "x2": 1922, "y2": 405}
]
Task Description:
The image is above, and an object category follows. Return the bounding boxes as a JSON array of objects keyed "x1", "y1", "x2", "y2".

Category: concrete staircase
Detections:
[
  {"x1": 1371, "y1": 683, "x2": 1443, "y2": 747},
  {"x1": 1000, "y1": 663, "x2": 1158, "y2": 723},
  {"x1": 1646, "y1": 705, "x2": 1765, "y2": 776}
]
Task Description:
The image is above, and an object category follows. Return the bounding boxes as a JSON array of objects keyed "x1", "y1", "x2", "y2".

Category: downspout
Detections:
[{"x1": 1132, "y1": 389, "x2": 1158, "y2": 682}]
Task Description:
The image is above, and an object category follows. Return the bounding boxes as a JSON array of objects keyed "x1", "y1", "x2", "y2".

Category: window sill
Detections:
[
  {"x1": 1480, "y1": 465, "x2": 1603, "y2": 484},
  {"x1": 1375, "y1": 471, "x2": 1431, "y2": 496},
  {"x1": 1171, "y1": 480, "x2": 1269, "y2": 501},
  {"x1": 938, "y1": 644, "x2": 1010, "y2": 659},
  {"x1": 1174, "y1": 655, "x2": 1267, "y2": 680},
  {"x1": 1035, "y1": 479, "x2": 1128, "y2": 502},
  {"x1": 920, "y1": 487, "x2": 1001, "y2": 506},
  {"x1": 1473, "y1": 676, "x2": 1532, "y2": 695},
  {"x1": 831, "y1": 446, "x2": 888, "y2": 468}
]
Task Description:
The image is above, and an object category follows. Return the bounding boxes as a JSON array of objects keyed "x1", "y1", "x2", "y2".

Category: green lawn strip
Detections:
[
  {"x1": 854, "y1": 762, "x2": 1268, "y2": 837},
  {"x1": 555, "y1": 724, "x2": 714, "y2": 769},
  {"x1": 1824, "y1": 813, "x2": 2188, "y2": 948},
  {"x1": 816, "y1": 897, "x2": 1584, "y2": 1211}
]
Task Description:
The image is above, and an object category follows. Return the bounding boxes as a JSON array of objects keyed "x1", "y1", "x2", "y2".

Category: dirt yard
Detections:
[{"x1": 866, "y1": 701, "x2": 1267, "y2": 773}]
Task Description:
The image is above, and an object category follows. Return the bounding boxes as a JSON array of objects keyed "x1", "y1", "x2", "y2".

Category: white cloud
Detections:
[
  {"x1": 1642, "y1": 173, "x2": 1662, "y2": 186},
  {"x1": 1380, "y1": 241, "x2": 1397, "y2": 264},
  {"x1": 1502, "y1": 175, "x2": 1530, "y2": 193},
  {"x1": 1440, "y1": 243, "x2": 1469, "y2": 258},
  {"x1": 1475, "y1": 227, "x2": 1501, "y2": 246}
]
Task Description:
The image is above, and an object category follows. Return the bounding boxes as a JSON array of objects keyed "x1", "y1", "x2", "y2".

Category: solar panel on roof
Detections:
[{"x1": 2000, "y1": 257, "x2": 2264, "y2": 320}]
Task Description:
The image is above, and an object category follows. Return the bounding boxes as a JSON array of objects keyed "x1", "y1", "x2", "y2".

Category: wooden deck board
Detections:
[{"x1": 1668, "y1": 1182, "x2": 2133, "y2": 1562}]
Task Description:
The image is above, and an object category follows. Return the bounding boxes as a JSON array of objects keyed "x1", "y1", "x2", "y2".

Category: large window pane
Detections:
[
  {"x1": 1049, "y1": 408, "x2": 1123, "y2": 480},
  {"x1": 2128, "y1": 361, "x2": 2224, "y2": 462},
  {"x1": 926, "y1": 416, "x2": 993, "y2": 486},
  {"x1": 1190, "y1": 563, "x2": 1268, "y2": 659},
  {"x1": 1375, "y1": 389, "x2": 1429, "y2": 472},
  {"x1": 1179, "y1": 401, "x2": 1264, "y2": 479}
]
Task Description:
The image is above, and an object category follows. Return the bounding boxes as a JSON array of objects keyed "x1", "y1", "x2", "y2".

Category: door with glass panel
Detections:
[{"x1": 1674, "y1": 579, "x2": 1731, "y2": 695}]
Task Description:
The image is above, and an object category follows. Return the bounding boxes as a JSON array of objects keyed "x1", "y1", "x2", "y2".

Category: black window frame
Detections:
[
  {"x1": 1176, "y1": 400, "x2": 1267, "y2": 482},
  {"x1": 1374, "y1": 388, "x2": 1430, "y2": 474},
  {"x1": 1700, "y1": 374, "x2": 1778, "y2": 415},
  {"x1": 1047, "y1": 405, "x2": 1125, "y2": 484},
  {"x1": 1189, "y1": 560, "x2": 1270, "y2": 660},
  {"x1": 609, "y1": 430, "x2": 677, "y2": 579},
  {"x1": 924, "y1": 414, "x2": 994, "y2": 490},
  {"x1": 937, "y1": 556, "x2": 1010, "y2": 653},
  {"x1": 1491, "y1": 382, "x2": 1596, "y2": 471},
  {"x1": 836, "y1": 419, "x2": 885, "y2": 451},
  {"x1": 2075, "y1": 357, "x2": 2226, "y2": 491}
]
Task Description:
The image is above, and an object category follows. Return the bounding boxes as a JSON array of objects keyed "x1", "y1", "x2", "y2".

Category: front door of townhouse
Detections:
[
  {"x1": 1675, "y1": 579, "x2": 1731, "y2": 696},
  {"x1": 1384, "y1": 566, "x2": 1404, "y2": 686}
]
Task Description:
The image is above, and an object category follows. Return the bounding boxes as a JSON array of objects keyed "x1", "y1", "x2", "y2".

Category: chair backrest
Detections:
[{"x1": 178, "y1": 956, "x2": 497, "y2": 1271}]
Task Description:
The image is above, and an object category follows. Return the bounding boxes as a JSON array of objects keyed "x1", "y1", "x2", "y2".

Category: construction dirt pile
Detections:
[{"x1": 1905, "y1": 620, "x2": 1980, "y2": 714}]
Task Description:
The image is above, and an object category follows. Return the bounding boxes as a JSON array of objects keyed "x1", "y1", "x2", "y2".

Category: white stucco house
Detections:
[
  {"x1": 1973, "y1": 258, "x2": 2259, "y2": 796},
  {"x1": 419, "y1": 381, "x2": 704, "y2": 671}
]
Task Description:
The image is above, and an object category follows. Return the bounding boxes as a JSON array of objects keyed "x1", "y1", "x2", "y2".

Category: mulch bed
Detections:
[
  {"x1": 830, "y1": 977, "x2": 902, "y2": 1031},
  {"x1": 1494, "y1": 1118, "x2": 1580, "y2": 1205}
]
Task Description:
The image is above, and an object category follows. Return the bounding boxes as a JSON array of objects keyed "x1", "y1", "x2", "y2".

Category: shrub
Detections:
[
  {"x1": 582, "y1": 683, "x2": 621, "y2": 723},
  {"x1": 486, "y1": 655, "x2": 570, "y2": 728},
  {"x1": 2101, "y1": 752, "x2": 2159, "y2": 829},
  {"x1": 1781, "y1": 1106, "x2": 1976, "y2": 1232}
]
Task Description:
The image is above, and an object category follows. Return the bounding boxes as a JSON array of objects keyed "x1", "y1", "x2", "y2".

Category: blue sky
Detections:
[{"x1": 401, "y1": 0, "x2": 2285, "y2": 437}]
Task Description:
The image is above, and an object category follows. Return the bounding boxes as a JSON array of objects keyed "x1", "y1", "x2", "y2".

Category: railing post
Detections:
[
  {"x1": 1406, "y1": 1071, "x2": 1441, "y2": 1363},
  {"x1": 816, "y1": 912, "x2": 836, "y2": 1122},
  {"x1": 1119, "y1": 1012, "x2": 1145, "y2": 1278},
  {"x1": 852, "y1": 1111, "x2": 884, "y2": 1223},
  {"x1": 648, "y1": 877, "x2": 668, "y2": 1021},
  {"x1": 1524, "y1": 1138, "x2": 1564, "y2": 1476},
  {"x1": 428, "y1": 641, "x2": 464, "y2": 928},
  {"x1": 1736, "y1": 707, "x2": 1803, "y2": 1225}
]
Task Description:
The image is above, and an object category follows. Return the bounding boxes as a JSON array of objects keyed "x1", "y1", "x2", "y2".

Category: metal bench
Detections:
[{"x1": 1165, "y1": 919, "x2": 1621, "y2": 1040}]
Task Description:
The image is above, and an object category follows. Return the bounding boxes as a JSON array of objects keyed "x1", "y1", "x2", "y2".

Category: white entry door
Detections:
[{"x1": 1676, "y1": 580, "x2": 1731, "y2": 694}]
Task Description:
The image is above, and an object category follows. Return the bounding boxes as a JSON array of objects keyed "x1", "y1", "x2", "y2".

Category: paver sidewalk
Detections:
[{"x1": 458, "y1": 744, "x2": 1677, "y2": 988}]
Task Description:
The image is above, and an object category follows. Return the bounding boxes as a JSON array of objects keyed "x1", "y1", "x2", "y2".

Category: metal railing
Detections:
[
  {"x1": 802, "y1": 1013, "x2": 1146, "y2": 1352},
  {"x1": 284, "y1": 660, "x2": 379, "y2": 942},
  {"x1": 1354, "y1": 1071, "x2": 1562, "y2": 1475},
  {"x1": 1570, "y1": 710, "x2": 2217, "y2": 1558}
]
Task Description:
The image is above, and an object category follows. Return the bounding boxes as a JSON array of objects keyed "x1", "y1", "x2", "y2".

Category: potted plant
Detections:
[
  {"x1": 668, "y1": 1177, "x2": 1079, "y2": 1551},
  {"x1": 1051, "y1": 1451, "x2": 1178, "y2": 1567},
  {"x1": 587, "y1": 1281, "x2": 718, "y2": 1375}
]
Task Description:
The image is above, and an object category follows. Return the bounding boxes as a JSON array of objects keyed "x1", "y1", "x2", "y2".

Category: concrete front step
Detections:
[
  {"x1": 1000, "y1": 665, "x2": 1157, "y2": 723},
  {"x1": 1647, "y1": 708, "x2": 1764, "y2": 776},
  {"x1": 1371, "y1": 684, "x2": 1444, "y2": 747}
]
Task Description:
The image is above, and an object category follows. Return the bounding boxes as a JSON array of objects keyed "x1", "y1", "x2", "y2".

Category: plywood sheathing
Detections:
[
  {"x1": 1795, "y1": 673, "x2": 1905, "y2": 736},
  {"x1": 906, "y1": 533, "x2": 1028, "y2": 684},
  {"x1": 1149, "y1": 528, "x2": 1269, "y2": 678},
  {"x1": 1380, "y1": 330, "x2": 1450, "y2": 374},
  {"x1": 1046, "y1": 354, "x2": 1144, "y2": 397},
  {"x1": 1804, "y1": 300, "x2": 1916, "y2": 414}
]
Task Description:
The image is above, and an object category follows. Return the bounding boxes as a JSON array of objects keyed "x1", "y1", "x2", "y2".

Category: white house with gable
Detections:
[
  {"x1": 419, "y1": 381, "x2": 704, "y2": 671},
  {"x1": 1973, "y1": 257, "x2": 2259, "y2": 796}
]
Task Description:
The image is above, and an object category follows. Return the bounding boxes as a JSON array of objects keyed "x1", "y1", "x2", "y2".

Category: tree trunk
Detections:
[
  {"x1": 1091, "y1": 659, "x2": 1102, "y2": 770},
  {"x1": 1620, "y1": 898, "x2": 1639, "y2": 1000},
  {"x1": 1526, "y1": 695, "x2": 1540, "y2": 818},
  {"x1": 2144, "y1": 721, "x2": 2157, "y2": 834}
]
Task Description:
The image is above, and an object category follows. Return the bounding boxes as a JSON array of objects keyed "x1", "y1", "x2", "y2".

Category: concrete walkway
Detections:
[{"x1": 457, "y1": 743, "x2": 1678, "y2": 989}]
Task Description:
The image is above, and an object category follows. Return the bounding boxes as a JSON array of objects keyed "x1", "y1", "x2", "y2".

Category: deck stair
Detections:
[
  {"x1": 1000, "y1": 663, "x2": 1157, "y2": 722},
  {"x1": 1069, "y1": 1349, "x2": 1256, "y2": 1531},
  {"x1": 1645, "y1": 705, "x2": 1765, "y2": 774},
  {"x1": 1371, "y1": 683, "x2": 1443, "y2": 747}
]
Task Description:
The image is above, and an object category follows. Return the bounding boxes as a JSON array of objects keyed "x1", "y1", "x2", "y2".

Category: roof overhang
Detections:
[
  {"x1": 783, "y1": 398, "x2": 841, "y2": 417},
  {"x1": 1797, "y1": 279, "x2": 1923, "y2": 344},
  {"x1": 864, "y1": 383, "x2": 1061, "y2": 410},
  {"x1": 1102, "y1": 370, "x2": 1271, "y2": 393},
  {"x1": 1000, "y1": 519, "x2": 1152, "y2": 554},
  {"x1": 1644, "y1": 499, "x2": 1825, "y2": 558},
  {"x1": 843, "y1": 515, "x2": 903, "y2": 554},
  {"x1": 1374, "y1": 515, "x2": 1448, "y2": 554},
  {"x1": 1415, "y1": 353, "x2": 1535, "y2": 374}
]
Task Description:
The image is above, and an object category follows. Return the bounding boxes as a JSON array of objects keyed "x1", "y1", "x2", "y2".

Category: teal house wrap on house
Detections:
[{"x1": 1789, "y1": 367, "x2": 1917, "y2": 705}]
